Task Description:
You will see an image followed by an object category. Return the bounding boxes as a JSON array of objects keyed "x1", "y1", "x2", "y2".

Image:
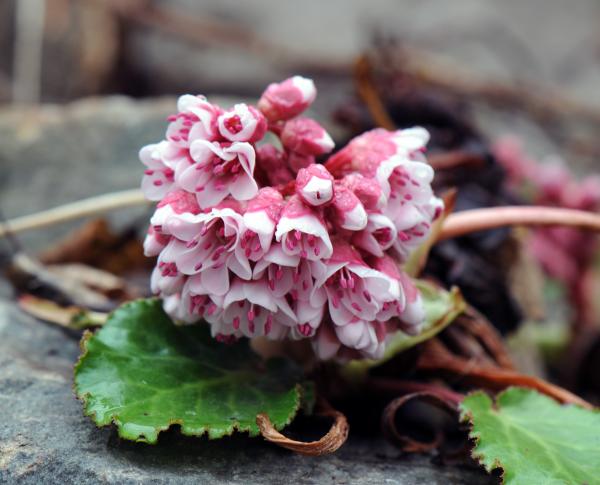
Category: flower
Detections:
[
  {"x1": 352, "y1": 212, "x2": 397, "y2": 257},
  {"x1": 177, "y1": 140, "x2": 258, "y2": 208},
  {"x1": 180, "y1": 275, "x2": 224, "y2": 322},
  {"x1": 275, "y1": 195, "x2": 333, "y2": 260},
  {"x1": 166, "y1": 204, "x2": 250, "y2": 296},
  {"x1": 258, "y1": 75, "x2": 316, "y2": 122},
  {"x1": 162, "y1": 293, "x2": 198, "y2": 324},
  {"x1": 311, "y1": 252, "x2": 414, "y2": 360},
  {"x1": 280, "y1": 118, "x2": 334, "y2": 156},
  {"x1": 217, "y1": 103, "x2": 267, "y2": 143},
  {"x1": 332, "y1": 128, "x2": 443, "y2": 261},
  {"x1": 314, "y1": 242, "x2": 401, "y2": 330},
  {"x1": 139, "y1": 141, "x2": 180, "y2": 201},
  {"x1": 150, "y1": 239, "x2": 186, "y2": 296},
  {"x1": 340, "y1": 173, "x2": 384, "y2": 210},
  {"x1": 218, "y1": 277, "x2": 295, "y2": 339},
  {"x1": 242, "y1": 187, "x2": 285, "y2": 260},
  {"x1": 143, "y1": 226, "x2": 170, "y2": 257},
  {"x1": 167, "y1": 95, "x2": 222, "y2": 147},
  {"x1": 396, "y1": 271, "x2": 425, "y2": 334}
]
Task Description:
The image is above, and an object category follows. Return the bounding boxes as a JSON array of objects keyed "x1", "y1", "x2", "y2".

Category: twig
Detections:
[
  {"x1": 439, "y1": 206, "x2": 600, "y2": 241},
  {"x1": 0, "y1": 189, "x2": 148, "y2": 238}
]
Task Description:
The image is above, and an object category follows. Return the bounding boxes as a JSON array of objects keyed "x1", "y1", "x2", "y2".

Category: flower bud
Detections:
[
  {"x1": 258, "y1": 76, "x2": 316, "y2": 122},
  {"x1": 341, "y1": 173, "x2": 384, "y2": 210},
  {"x1": 296, "y1": 164, "x2": 334, "y2": 206},
  {"x1": 256, "y1": 145, "x2": 294, "y2": 185},
  {"x1": 287, "y1": 152, "x2": 315, "y2": 174},
  {"x1": 331, "y1": 183, "x2": 368, "y2": 231},
  {"x1": 280, "y1": 118, "x2": 334, "y2": 156}
]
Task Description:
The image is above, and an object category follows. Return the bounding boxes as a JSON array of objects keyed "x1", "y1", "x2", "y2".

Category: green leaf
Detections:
[
  {"x1": 342, "y1": 280, "x2": 465, "y2": 378},
  {"x1": 74, "y1": 299, "x2": 306, "y2": 444},
  {"x1": 460, "y1": 387, "x2": 600, "y2": 485}
]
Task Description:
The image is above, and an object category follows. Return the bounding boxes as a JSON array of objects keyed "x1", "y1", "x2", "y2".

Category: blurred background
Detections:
[
  {"x1": 2, "y1": 0, "x2": 600, "y2": 106},
  {"x1": 1, "y1": 0, "x2": 600, "y2": 396}
]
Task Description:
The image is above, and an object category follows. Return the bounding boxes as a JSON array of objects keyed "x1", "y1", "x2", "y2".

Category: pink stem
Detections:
[{"x1": 439, "y1": 206, "x2": 600, "y2": 241}]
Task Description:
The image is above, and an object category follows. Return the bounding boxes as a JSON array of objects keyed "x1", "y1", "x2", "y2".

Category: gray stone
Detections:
[{"x1": 0, "y1": 300, "x2": 495, "y2": 484}]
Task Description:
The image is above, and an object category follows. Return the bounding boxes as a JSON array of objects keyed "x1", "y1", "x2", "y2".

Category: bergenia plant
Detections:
[
  {"x1": 140, "y1": 76, "x2": 442, "y2": 361},
  {"x1": 64, "y1": 76, "x2": 600, "y2": 481}
]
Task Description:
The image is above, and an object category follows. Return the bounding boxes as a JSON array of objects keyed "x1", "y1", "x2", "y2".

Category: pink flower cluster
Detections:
[{"x1": 141, "y1": 76, "x2": 443, "y2": 360}]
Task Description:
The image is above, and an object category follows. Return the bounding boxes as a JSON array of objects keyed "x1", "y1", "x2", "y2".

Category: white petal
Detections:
[
  {"x1": 244, "y1": 281, "x2": 278, "y2": 312},
  {"x1": 243, "y1": 211, "x2": 276, "y2": 251},
  {"x1": 336, "y1": 321, "x2": 369, "y2": 349},
  {"x1": 166, "y1": 212, "x2": 206, "y2": 241},
  {"x1": 340, "y1": 202, "x2": 368, "y2": 231},
  {"x1": 393, "y1": 127, "x2": 430, "y2": 152},
  {"x1": 229, "y1": 174, "x2": 259, "y2": 201}
]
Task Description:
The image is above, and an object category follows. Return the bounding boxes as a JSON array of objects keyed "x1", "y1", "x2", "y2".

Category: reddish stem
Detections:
[
  {"x1": 419, "y1": 340, "x2": 593, "y2": 409},
  {"x1": 439, "y1": 206, "x2": 600, "y2": 241}
]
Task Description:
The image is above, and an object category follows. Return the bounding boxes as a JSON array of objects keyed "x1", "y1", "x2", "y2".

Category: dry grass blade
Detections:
[
  {"x1": 0, "y1": 189, "x2": 147, "y2": 238},
  {"x1": 257, "y1": 404, "x2": 349, "y2": 456},
  {"x1": 18, "y1": 294, "x2": 107, "y2": 329}
]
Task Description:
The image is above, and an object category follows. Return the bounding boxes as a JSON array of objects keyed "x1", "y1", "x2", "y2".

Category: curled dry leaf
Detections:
[
  {"x1": 381, "y1": 391, "x2": 467, "y2": 455},
  {"x1": 257, "y1": 402, "x2": 349, "y2": 456}
]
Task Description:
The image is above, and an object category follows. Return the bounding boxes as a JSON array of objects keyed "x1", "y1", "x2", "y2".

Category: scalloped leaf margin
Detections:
[{"x1": 74, "y1": 299, "x2": 306, "y2": 444}]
